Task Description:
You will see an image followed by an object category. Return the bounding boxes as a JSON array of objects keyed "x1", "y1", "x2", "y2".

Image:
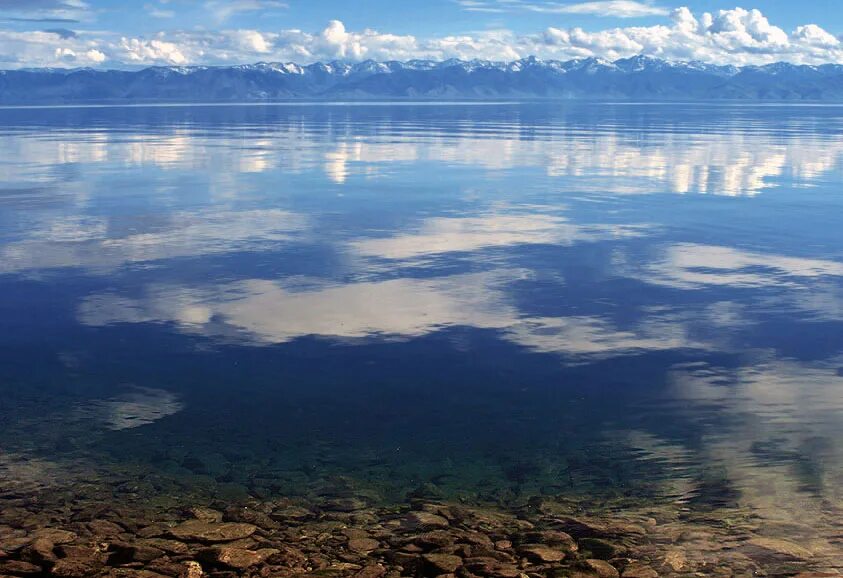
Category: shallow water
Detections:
[{"x1": 2, "y1": 102, "x2": 843, "y2": 572}]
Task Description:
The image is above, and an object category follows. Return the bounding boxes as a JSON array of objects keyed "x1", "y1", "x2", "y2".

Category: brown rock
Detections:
[
  {"x1": 677, "y1": 529, "x2": 713, "y2": 543},
  {"x1": 198, "y1": 547, "x2": 278, "y2": 570},
  {"x1": 606, "y1": 523, "x2": 647, "y2": 537},
  {"x1": 188, "y1": 508, "x2": 223, "y2": 523},
  {"x1": 354, "y1": 564, "x2": 387, "y2": 578},
  {"x1": 579, "y1": 559, "x2": 619, "y2": 578},
  {"x1": 51, "y1": 558, "x2": 102, "y2": 577},
  {"x1": 88, "y1": 520, "x2": 125, "y2": 537},
  {"x1": 388, "y1": 551, "x2": 423, "y2": 574},
  {"x1": 621, "y1": 564, "x2": 658, "y2": 578},
  {"x1": 463, "y1": 557, "x2": 521, "y2": 578},
  {"x1": 105, "y1": 570, "x2": 172, "y2": 578},
  {"x1": 524, "y1": 530, "x2": 577, "y2": 552},
  {"x1": 271, "y1": 506, "x2": 313, "y2": 521},
  {"x1": 182, "y1": 561, "x2": 203, "y2": 578},
  {"x1": 0, "y1": 559, "x2": 42, "y2": 575},
  {"x1": 169, "y1": 521, "x2": 257, "y2": 543},
  {"x1": 348, "y1": 538, "x2": 380, "y2": 553},
  {"x1": 413, "y1": 531, "x2": 455, "y2": 549},
  {"x1": 136, "y1": 526, "x2": 168, "y2": 539},
  {"x1": 266, "y1": 545, "x2": 307, "y2": 568},
  {"x1": 142, "y1": 560, "x2": 186, "y2": 578},
  {"x1": 518, "y1": 544, "x2": 566, "y2": 563},
  {"x1": 422, "y1": 553, "x2": 463, "y2": 574},
  {"x1": 21, "y1": 537, "x2": 57, "y2": 565},
  {"x1": 456, "y1": 531, "x2": 495, "y2": 549},
  {"x1": 494, "y1": 541, "x2": 512, "y2": 551},
  {"x1": 401, "y1": 513, "x2": 449, "y2": 531},
  {"x1": 55, "y1": 545, "x2": 101, "y2": 560},
  {"x1": 108, "y1": 542, "x2": 165, "y2": 564},
  {"x1": 578, "y1": 538, "x2": 622, "y2": 560},
  {"x1": 54, "y1": 543, "x2": 104, "y2": 578},
  {"x1": 223, "y1": 507, "x2": 278, "y2": 530},
  {"x1": 746, "y1": 537, "x2": 813, "y2": 560},
  {"x1": 662, "y1": 549, "x2": 687, "y2": 572},
  {"x1": 138, "y1": 539, "x2": 189, "y2": 555},
  {"x1": 0, "y1": 537, "x2": 31, "y2": 553},
  {"x1": 31, "y1": 529, "x2": 77, "y2": 545}
]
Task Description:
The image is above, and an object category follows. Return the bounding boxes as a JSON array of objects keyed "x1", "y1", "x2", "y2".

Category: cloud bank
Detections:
[{"x1": 1, "y1": 6, "x2": 843, "y2": 68}]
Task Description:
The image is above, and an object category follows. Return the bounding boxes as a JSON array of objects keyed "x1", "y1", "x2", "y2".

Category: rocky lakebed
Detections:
[{"x1": 1, "y1": 483, "x2": 840, "y2": 578}]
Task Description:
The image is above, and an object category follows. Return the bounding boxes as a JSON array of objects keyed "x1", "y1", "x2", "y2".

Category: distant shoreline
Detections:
[
  {"x1": 3, "y1": 100, "x2": 843, "y2": 110},
  {"x1": 5, "y1": 57, "x2": 843, "y2": 104}
]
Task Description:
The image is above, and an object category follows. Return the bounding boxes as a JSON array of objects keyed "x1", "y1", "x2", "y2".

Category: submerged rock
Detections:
[
  {"x1": 578, "y1": 538, "x2": 623, "y2": 560},
  {"x1": 578, "y1": 559, "x2": 620, "y2": 578},
  {"x1": 620, "y1": 563, "x2": 658, "y2": 578},
  {"x1": 0, "y1": 559, "x2": 43, "y2": 575},
  {"x1": 197, "y1": 546, "x2": 279, "y2": 569},
  {"x1": 107, "y1": 542, "x2": 165, "y2": 564},
  {"x1": 347, "y1": 538, "x2": 380, "y2": 553},
  {"x1": 401, "y1": 512, "x2": 449, "y2": 531},
  {"x1": 30, "y1": 529, "x2": 77, "y2": 545},
  {"x1": 518, "y1": 544, "x2": 566, "y2": 563},
  {"x1": 169, "y1": 521, "x2": 257, "y2": 543},
  {"x1": 746, "y1": 537, "x2": 814, "y2": 560},
  {"x1": 422, "y1": 553, "x2": 463, "y2": 573},
  {"x1": 353, "y1": 564, "x2": 387, "y2": 578},
  {"x1": 188, "y1": 507, "x2": 223, "y2": 523}
]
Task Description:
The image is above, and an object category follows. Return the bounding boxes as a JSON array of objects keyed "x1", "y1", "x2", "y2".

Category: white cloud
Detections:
[
  {"x1": 118, "y1": 36, "x2": 188, "y2": 65},
  {"x1": 0, "y1": 0, "x2": 89, "y2": 22},
  {"x1": 457, "y1": 0, "x2": 668, "y2": 17},
  {"x1": 2, "y1": 8, "x2": 843, "y2": 68},
  {"x1": 525, "y1": 1, "x2": 668, "y2": 18},
  {"x1": 204, "y1": 0, "x2": 287, "y2": 24}
]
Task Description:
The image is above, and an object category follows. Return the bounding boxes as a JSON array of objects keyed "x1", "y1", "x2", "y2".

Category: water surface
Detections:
[{"x1": 2, "y1": 102, "x2": 843, "y2": 569}]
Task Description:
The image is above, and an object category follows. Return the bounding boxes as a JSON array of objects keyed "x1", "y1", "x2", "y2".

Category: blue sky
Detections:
[{"x1": 1, "y1": 0, "x2": 842, "y2": 68}]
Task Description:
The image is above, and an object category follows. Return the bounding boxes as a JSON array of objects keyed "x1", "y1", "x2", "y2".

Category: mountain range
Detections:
[{"x1": 4, "y1": 56, "x2": 843, "y2": 103}]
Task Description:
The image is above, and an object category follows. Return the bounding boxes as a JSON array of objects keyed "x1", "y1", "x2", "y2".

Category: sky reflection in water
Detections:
[{"x1": 2, "y1": 103, "x2": 843, "y2": 553}]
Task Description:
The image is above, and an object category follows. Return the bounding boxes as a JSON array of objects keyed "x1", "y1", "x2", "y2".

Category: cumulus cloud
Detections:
[{"x1": 1, "y1": 7, "x2": 843, "y2": 68}]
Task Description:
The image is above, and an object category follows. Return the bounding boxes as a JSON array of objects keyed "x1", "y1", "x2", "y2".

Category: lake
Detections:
[{"x1": 1, "y1": 102, "x2": 843, "y2": 576}]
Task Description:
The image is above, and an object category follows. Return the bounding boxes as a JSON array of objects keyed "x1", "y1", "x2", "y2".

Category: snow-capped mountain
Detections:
[{"x1": 2, "y1": 57, "x2": 843, "y2": 103}]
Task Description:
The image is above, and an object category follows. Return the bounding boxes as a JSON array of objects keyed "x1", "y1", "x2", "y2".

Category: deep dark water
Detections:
[{"x1": 2, "y1": 102, "x2": 843, "y2": 570}]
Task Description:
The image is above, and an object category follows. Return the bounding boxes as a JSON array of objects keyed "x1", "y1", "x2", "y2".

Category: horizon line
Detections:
[{"x1": 4, "y1": 55, "x2": 843, "y2": 74}]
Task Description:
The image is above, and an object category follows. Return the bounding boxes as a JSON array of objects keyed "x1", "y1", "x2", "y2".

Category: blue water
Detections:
[{"x1": 2, "y1": 103, "x2": 843, "y2": 561}]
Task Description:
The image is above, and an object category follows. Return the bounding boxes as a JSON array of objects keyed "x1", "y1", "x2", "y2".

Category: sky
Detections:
[{"x1": 1, "y1": 0, "x2": 843, "y2": 69}]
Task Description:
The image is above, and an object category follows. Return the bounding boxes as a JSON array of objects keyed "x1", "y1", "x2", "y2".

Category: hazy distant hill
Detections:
[{"x1": 4, "y1": 56, "x2": 843, "y2": 103}]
